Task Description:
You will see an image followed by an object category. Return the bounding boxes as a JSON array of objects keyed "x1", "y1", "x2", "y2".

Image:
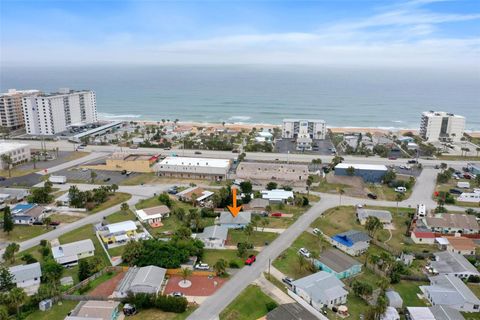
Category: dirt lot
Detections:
[
  {"x1": 88, "y1": 272, "x2": 126, "y2": 297},
  {"x1": 164, "y1": 275, "x2": 227, "y2": 296}
]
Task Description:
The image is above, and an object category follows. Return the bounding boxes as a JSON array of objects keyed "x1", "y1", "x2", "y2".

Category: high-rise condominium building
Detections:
[
  {"x1": 420, "y1": 111, "x2": 465, "y2": 142},
  {"x1": 282, "y1": 119, "x2": 326, "y2": 150},
  {"x1": 0, "y1": 89, "x2": 41, "y2": 130},
  {"x1": 23, "y1": 88, "x2": 98, "y2": 135}
]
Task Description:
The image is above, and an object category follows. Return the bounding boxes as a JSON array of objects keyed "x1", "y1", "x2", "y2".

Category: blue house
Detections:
[
  {"x1": 314, "y1": 248, "x2": 362, "y2": 279},
  {"x1": 330, "y1": 230, "x2": 371, "y2": 256},
  {"x1": 334, "y1": 163, "x2": 388, "y2": 183}
]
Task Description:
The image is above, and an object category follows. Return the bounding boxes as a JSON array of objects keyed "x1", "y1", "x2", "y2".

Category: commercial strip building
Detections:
[
  {"x1": 68, "y1": 120, "x2": 123, "y2": 143},
  {"x1": 22, "y1": 88, "x2": 97, "y2": 135},
  {"x1": 420, "y1": 111, "x2": 465, "y2": 142},
  {"x1": 235, "y1": 161, "x2": 309, "y2": 182},
  {"x1": 9, "y1": 262, "x2": 42, "y2": 296},
  {"x1": 92, "y1": 152, "x2": 160, "y2": 173},
  {"x1": 0, "y1": 89, "x2": 40, "y2": 130},
  {"x1": 334, "y1": 163, "x2": 388, "y2": 183},
  {"x1": 420, "y1": 274, "x2": 480, "y2": 312},
  {"x1": 153, "y1": 156, "x2": 231, "y2": 180},
  {"x1": 51, "y1": 239, "x2": 95, "y2": 266},
  {"x1": 0, "y1": 142, "x2": 31, "y2": 168},
  {"x1": 282, "y1": 119, "x2": 327, "y2": 151}
]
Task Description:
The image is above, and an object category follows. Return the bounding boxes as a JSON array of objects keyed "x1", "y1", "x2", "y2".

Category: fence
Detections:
[
  {"x1": 64, "y1": 266, "x2": 126, "y2": 295},
  {"x1": 166, "y1": 269, "x2": 215, "y2": 277},
  {"x1": 62, "y1": 295, "x2": 123, "y2": 302},
  {"x1": 399, "y1": 274, "x2": 429, "y2": 282}
]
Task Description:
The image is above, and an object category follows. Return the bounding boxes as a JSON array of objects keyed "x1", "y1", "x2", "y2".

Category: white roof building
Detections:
[
  {"x1": 105, "y1": 220, "x2": 137, "y2": 234},
  {"x1": 115, "y1": 265, "x2": 167, "y2": 297},
  {"x1": 0, "y1": 142, "x2": 31, "y2": 166},
  {"x1": 334, "y1": 163, "x2": 388, "y2": 171},
  {"x1": 153, "y1": 156, "x2": 231, "y2": 179},
  {"x1": 261, "y1": 189, "x2": 294, "y2": 202},
  {"x1": 407, "y1": 306, "x2": 465, "y2": 320},
  {"x1": 52, "y1": 239, "x2": 95, "y2": 265}
]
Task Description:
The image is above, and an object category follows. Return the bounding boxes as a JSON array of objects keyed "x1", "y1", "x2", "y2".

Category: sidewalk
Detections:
[
  {"x1": 254, "y1": 273, "x2": 294, "y2": 304},
  {"x1": 254, "y1": 227, "x2": 286, "y2": 234}
]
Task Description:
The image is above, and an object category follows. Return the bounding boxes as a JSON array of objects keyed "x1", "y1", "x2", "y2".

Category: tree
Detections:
[
  {"x1": 42, "y1": 259, "x2": 64, "y2": 290},
  {"x1": 476, "y1": 147, "x2": 480, "y2": 157},
  {"x1": 180, "y1": 267, "x2": 192, "y2": 286},
  {"x1": 121, "y1": 202, "x2": 129, "y2": 213},
  {"x1": 2, "y1": 206, "x2": 14, "y2": 235},
  {"x1": 158, "y1": 193, "x2": 172, "y2": 208},
  {"x1": 239, "y1": 181, "x2": 253, "y2": 194},
  {"x1": 261, "y1": 218, "x2": 268, "y2": 232},
  {"x1": 0, "y1": 265, "x2": 14, "y2": 292},
  {"x1": 90, "y1": 170, "x2": 97, "y2": 183},
  {"x1": 213, "y1": 259, "x2": 228, "y2": 276},
  {"x1": 251, "y1": 215, "x2": 261, "y2": 231},
  {"x1": 337, "y1": 187, "x2": 345, "y2": 205},
  {"x1": 172, "y1": 227, "x2": 192, "y2": 241},
  {"x1": 0, "y1": 305, "x2": 8, "y2": 320},
  {"x1": 306, "y1": 176, "x2": 313, "y2": 195},
  {"x1": 244, "y1": 223, "x2": 254, "y2": 243},
  {"x1": 395, "y1": 193, "x2": 405, "y2": 215},
  {"x1": 296, "y1": 254, "x2": 309, "y2": 275},
  {"x1": 365, "y1": 216, "x2": 382, "y2": 238},
  {"x1": 266, "y1": 182, "x2": 278, "y2": 190},
  {"x1": 3, "y1": 242, "x2": 19, "y2": 263},
  {"x1": 7, "y1": 287, "x2": 27, "y2": 317},
  {"x1": 78, "y1": 259, "x2": 91, "y2": 281},
  {"x1": 346, "y1": 166, "x2": 355, "y2": 176},
  {"x1": 383, "y1": 170, "x2": 396, "y2": 184},
  {"x1": 43, "y1": 216, "x2": 52, "y2": 229},
  {"x1": 21, "y1": 253, "x2": 37, "y2": 264},
  {"x1": 0, "y1": 154, "x2": 13, "y2": 178},
  {"x1": 111, "y1": 184, "x2": 119, "y2": 193},
  {"x1": 122, "y1": 241, "x2": 144, "y2": 265}
]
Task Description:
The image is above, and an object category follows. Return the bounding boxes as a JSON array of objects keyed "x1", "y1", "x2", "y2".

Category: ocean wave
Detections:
[
  {"x1": 98, "y1": 113, "x2": 142, "y2": 119},
  {"x1": 228, "y1": 116, "x2": 252, "y2": 121},
  {"x1": 391, "y1": 120, "x2": 404, "y2": 123}
]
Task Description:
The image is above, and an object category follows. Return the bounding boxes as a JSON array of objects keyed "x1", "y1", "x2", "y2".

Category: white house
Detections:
[
  {"x1": 420, "y1": 275, "x2": 480, "y2": 313},
  {"x1": 9, "y1": 262, "x2": 42, "y2": 296},
  {"x1": 51, "y1": 239, "x2": 95, "y2": 266},
  {"x1": 291, "y1": 271, "x2": 348, "y2": 311},
  {"x1": 406, "y1": 306, "x2": 465, "y2": 320},
  {"x1": 429, "y1": 251, "x2": 480, "y2": 279},
  {"x1": 135, "y1": 205, "x2": 170, "y2": 226},
  {"x1": 261, "y1": 189, "x2": 294, "y2": 204},
  {"x1": 195, "y1": 225, "x2": 229, "y2": 249}
]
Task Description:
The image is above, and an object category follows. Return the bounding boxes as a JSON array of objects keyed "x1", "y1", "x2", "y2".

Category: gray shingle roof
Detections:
[
  {"x1": 219, "y1": 211, "x2": 251, "y2": 225},
  {"x1": 357, "y1": 208, "x2": 392, "y2": 223},
  {"x1": 386, "y1": 290, "x2": 403, "y2": 307},
  {"x1": 117, "y1": 265, "x2": 166, "y2": 295},
  {"x1": 266, "y1": 303, "x2": 318, "y2": 320},
  {"x1": 431, "y1": 251, "x2": 479, "y2": 275},
  {"x1": 52, "y1": 239, "x2": 95, "y2": 261},
  {"x1": 9, "y1": 262, "x2": 42, "y2": 283},
  {"x1": 196, "y1": 225, "x2": 229, "y2": 241},
  {"x1": 317, "y1": 248, "x2": 361, "y2": 273},
  {"x1": 430, "y1": 306, "x2": 466, "y2": 320},
  {"x1": 421, "y1": 274, "x2": 480, "y2": 307},
  {"x1": 292, "y1": 271, "x2": 347, "y2": 303}
]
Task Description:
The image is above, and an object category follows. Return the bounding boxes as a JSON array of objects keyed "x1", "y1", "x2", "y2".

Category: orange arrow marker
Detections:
[{"x1": 227, "y1": 187, "x2": 242, "y2": 217}]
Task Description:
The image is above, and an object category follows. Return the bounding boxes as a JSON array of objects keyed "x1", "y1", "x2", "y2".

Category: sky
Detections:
[{"x1": 1, "y1": 0, "x2": 479, "y2": 68}]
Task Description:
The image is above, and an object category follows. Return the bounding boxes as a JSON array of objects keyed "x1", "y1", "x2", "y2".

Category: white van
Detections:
[
  {"x1": 417, "y1": 204, "x2": 426, "y2": 218},
  {"x1": 457, "y1": 181, "x2": 470, "y2": 189},
  {"x1": 395, "y1": 187, "x2": 407, "y2": 193}
]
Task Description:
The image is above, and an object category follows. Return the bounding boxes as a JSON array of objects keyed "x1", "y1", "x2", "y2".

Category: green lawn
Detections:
[
  {"x1": 262, "y1": 203, "x2": 311, "y2": 228},
  {"x1": 89, "y1": 192, "x2": 132, "y2": 213},
  {"x1": 108, "y1": 245, "x2": 126, "y2": 257},
  {"x1": 0, "y1": 225, "x2": 49, "y2": 242},
  {"x1": 49, "y1": 214, "x2": 83, "y2": 224},
  {"x1": 273, "y1": 232, "x2": 321, "y2": 278},
  {"x1": 227, "y1": 230, "x2": 278, "y2": 247},
  {"x1": 392, "y1": 280, "x2": 428, "y2": 307},
  {"x1": 367, "y1": 182, "x2": 413, "y2": 201},
  {"x1": 311, "y1": 179, "x2": 351, "y2": 193},
  {"x1": 24, "y1": 300, "x2": 78, "y2": 320},
  {"x1": 105, "y1": 209, "x2": 136, "y2": 224},
  {"x1": 135, "y1": 195, "x2": 163, "y2": 209},
  {"x1": 128, "y1": 307, "x2": 197, "y2": 320},
  {"x1": 264, "y1": 273, "x2": 288, "y2": 293},
  {"x1": 220, "y1": 284, "x2": 277, "y2": 320},
  {"x1": 201, "y1": 249, "x2": 256, "y2": 267}
]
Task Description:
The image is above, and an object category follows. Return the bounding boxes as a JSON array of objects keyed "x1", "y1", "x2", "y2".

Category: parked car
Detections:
[
  {"x1": 194, "y1": 151, "x2": 202, "y2": 155},
  {"x1": 464, "y1": 173, "x2": 472, "y2": 179},
  {"x1": 168, "y1": 187, "x2": 178, "y2": 194},
  {"x1": 449, "y1": 188, "x2": 463, "y2": 195},
  {"x1": 163, "y1": 147, "x2": 171, "y2": 150},
  {"x1": 126, "y1": 171, "x2": 132, "y2": 176},
  {"x1": 270, "y1": 212, "x2": 282, "y2": 217},
  {"x1": 194, "y1": 263, "x2": 210, "y2": 270},
  {"x1": 171, "y1": 292, "x2": 184, "y2": 297},
  {"x1": 49, "y1": 221, "x2": 60, "y2": 226},
  {"x1": 121, "y1": 170, "x2": 127, "y2": 175},
  {"x1": 407, "y1": 159, "x2": 418, "y2": 164},
  {"x1": 312, "y1": 228, "x2": 321, "y2": 235},
  {"x1": 282, "y1": 277, "x2": 294, "y2": 286},
  {"x1": 0, "y1": 176, "x2": 6, "y2": 181},
  {"x1": 298, "y1": 247, "x2": 311, "y2": 258},
  {"x1": 232, "y1": 150, "x2": 239, "y2": 153},
  {"x1": 395, "y1": 187, "x2": 407, "y2": 193},
  {"x1": 245, "y1": 255, "x2": 256, "y2": 265},
  {"x1": 32, "y1": 221, "x2": 43, "y2": 226},
  {"x1": 103, "y1": 177, "x2": 111, "y2": 182},
  {"x1": 367, "y1": 193, "x2": 378, "y2": 199},
  {"x1": 388, "y1": 156, "x2": 397, "y2": 160}
]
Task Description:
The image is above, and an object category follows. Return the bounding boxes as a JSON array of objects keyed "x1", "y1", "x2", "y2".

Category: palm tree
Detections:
[
  {"x1": 261, "y1": 218, "x2": 268, "y2": 232},
  {"x1": 111, "y1": 184, "x2": 119, "y2": 193},
  {"x1": 244, "y1": 223, "x2": 254, "y2": 243},
  {"x1": 213, "y1": 259, "x2": 228, "y2": 276},
  {"x1": 395, "y1": 193, "x2": 405, "y2": 215},
  {"x1": 1, "y1": 154, "x2": 13, "y2": 178},
  {"x1": 32, "y1": 154, "x2": 37, "y2": 169},
  {"x1": 251, "y1": 215, "x2": 261, "y2": 231},
  {"x1": 180, "y1": 267, "x2": 192, "y2": 286},
  {"x1": 43, "y1": 217, "x2": 52, "y2": 230},
  {"x1": 296, "y1": 254, "x2": 309, "y2": 276},
  {"x1": 90, "y1": 171, "x2": 97, "y2": 184},
  {"x1": 121, "y1": 202, "x2": 129, "y2": 213},
  {"x1": 7, "y1": 287, "x2": 27, "y2": 317},
  {"x1": 337, "y1": 187, "x2": 345, "y2": 205}
]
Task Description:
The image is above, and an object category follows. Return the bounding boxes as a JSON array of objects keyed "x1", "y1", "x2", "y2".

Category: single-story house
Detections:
[
  {"x1": 10, "y1": 203, "x2": 47, "y2": 225},
  {"x1": 329, "y1": 230, "x2": 371, "y2": 256},
  {"x1": 381, "y1": 307, "x2": 400, "y2": 320},
  {"x1": 261, "y1": 189, "x2": 294, "y2": 204},
  {"x1": 9, "y1": 262, "x2": 42, "y2": 296},
  {"x1": 429, "y1": 251, "x2": 480, "y2": 279},
  {"x1": 356, "y1": 208, "x2": 392, "y2": 225},
  {"x1": 55, "y1": 192, "x2": 70, "y2": 206},
  {"x1": 266, "y1": 303, "x2": 318, "y2": 320},
  {"x1": 291, "y1": 271, "x2": 348, "y2": 311},
  {"x1": 420, "y1": 274, "x2": 480, "y2": 313},
  {"x1": 51, "y1": 239, "x2": 95, "y2": 266},
  {"x1": 422, "y1": 213, "x2": 479, "y2": 234},
  {"x1": 442, "y1": 236, "x2": 477, "y2": 255},
  {"x1": 98, "y1": 220, "x2": 139, "y2": 247},
  {"x1": 114, "y1": 265, "x2": 166, "y2": 298},
  {"x1": 457, "y1": 191, "x2": 480, "y2": 203},
  {"x1": 313, "y1": 248, "x2": 362, "y2": 279},
  {"x1": 0, "y1": 188, "x2": 29, "y2": 202},
  {"x1": 218, "y1": 211, "x2": 251, "y2": 229},
  {"x1": 406, "y1": 306, "x2": 465, "y2": 320},
  {"x1": 135, "y1": 205, "x2": 170, "y2": 225},
  {"x1": 65, "y1": 300, "x2": 120, "y2": 320},
  {"x1": 176, "y1": 186, "x2": 214, "y2": 205},
  {"x1": 334, "y1": 163, "x2": 388, "y2": 183},
  {"x1": 410, "y1": 230, "x2": 436, "y2": 244},
  {"x1": 195, "y1": 225, "x2": 229, "y2": 249},
  {"x1": 386, "y1": 290, "x2": 403, "y2": 309},
  {"x1": 243, "y1": 198, "x2": 269, "y2": 214}
]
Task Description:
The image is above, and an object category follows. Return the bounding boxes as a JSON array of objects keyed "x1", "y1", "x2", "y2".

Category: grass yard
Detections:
[
  {"x1": 220, "y1": 284, "x2": 277, "y2": 320},
  {"x1": 367, "y1": 183, "x2": 413, "y2": 201},
  {"x1": 392, "y1": 280, "x2": 428, "y2": 307},
  {"x1": 201, "y1": 249, "x2": 257, "y2": 267},
  {"x1": 311, "y1": 179, "x2": 351, "y2": 193},
  {"x1": 0, "y1": 225, "x2": 48, "y2": 242},
  {"x1": 89, "y1": 192, "x2": 131, "y2": 213},
  {"x1": 264, "y1": 273, "x2": 288, "y2": 293},
  {"x1": 262, "y1": 203, "x2": 311, "y2": 228},
  {"x1": 108, "y1": 245, "x2": 126, "y2": 257},
  {"x1": 24, "y1": 300, "x2": 78, "y2": 320},
  {"x1": 49, "y1": 213, "x2": 84, "y2": 224},
  {"x1": 273, "y1": 232, "x2": 321, "y2": 278},
  {"x1": 119, "y1": 173, "x2": 163, "y2": 186},
  {"x1": 105, "y1": 209, "x2": 136, "y2": 224},
  {"x1": 227, "y1": 229, "x2": 278, "y2": 247},
  {"x1": 128, "y1": 307, "x2": 197, "y2": 320}
]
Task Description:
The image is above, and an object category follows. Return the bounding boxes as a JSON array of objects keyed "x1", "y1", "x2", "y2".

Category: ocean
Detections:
[{"x1": 1, "y1": 65, "x2": 479, "y2": 130}]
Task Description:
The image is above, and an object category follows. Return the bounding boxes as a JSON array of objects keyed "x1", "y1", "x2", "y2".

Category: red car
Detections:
[
  {"x1": 463, "y1": 173, "x2": 472, "y2": 179},
  {"x1": 245, "y1": 255, "x2": 256, "y2": 265},
  {"x1": 388, "y1": 156, "x2": 397, "y2": 160},
  {"x1": 271, "y1": 212, "x2": 283, "y2": 217}
]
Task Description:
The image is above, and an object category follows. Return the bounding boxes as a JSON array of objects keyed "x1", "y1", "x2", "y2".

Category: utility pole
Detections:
[{"x1": 268, "y1": 258, "x2": 271, "y2": 277}]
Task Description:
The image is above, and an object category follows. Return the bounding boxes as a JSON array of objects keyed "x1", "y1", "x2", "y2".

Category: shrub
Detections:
[
  {"x1": 155, "y1": 295, "x2": 188, "y2": 313},
  {"x1": 229, "y1": 261, "x2": 240, "y2": 268},
  {"x1": 266, "y1": 301, "x2": 278, "y2": 312}
]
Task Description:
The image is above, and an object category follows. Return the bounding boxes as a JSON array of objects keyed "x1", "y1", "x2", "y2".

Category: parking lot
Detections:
[
  {"x1": 57, "y1": 167, "x2": 138, "y2": 185},
  {"x1": 275, "y1": 138, "x2": 334, "y2": 155}
]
